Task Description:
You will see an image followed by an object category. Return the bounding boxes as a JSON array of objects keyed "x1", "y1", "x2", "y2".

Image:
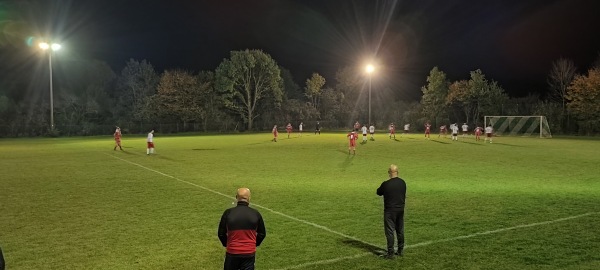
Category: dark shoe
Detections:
[
  {"x1": 379, "y1": 253, "x2": 394, "y2": 260},
  {"x1": 395, "y1": 250, "x2": 404, "y2": 256}
]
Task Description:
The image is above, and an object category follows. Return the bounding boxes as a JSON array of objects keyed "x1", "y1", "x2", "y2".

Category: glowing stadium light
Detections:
[
  {"x1": 51, "y1": 43, "x2": 62, "y2": 51},
  {"x1": 366, "y1": 64, "x2": 375, "y2": 74},
  {"x1": 39, "y1": 42, "x2": 49, "y2": 50}
]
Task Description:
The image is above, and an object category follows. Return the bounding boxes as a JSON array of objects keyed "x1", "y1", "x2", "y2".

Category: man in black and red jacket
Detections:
[{"x1": 218, "y1": 188, "x2": 266, "y2": 270}]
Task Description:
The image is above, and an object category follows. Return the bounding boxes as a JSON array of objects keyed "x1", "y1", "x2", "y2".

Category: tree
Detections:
[
  {"x1": 566, "y1": 68, "x2": 600, "y2": 133},
  {"x1": 215, "y1": 49, "x2": 283, "y2": 130},
  {"x1": 334, "y1": 66, "x2": 363, "y2": 126},
  {"x1": 116, "y1": 59, "x2": 159, "y2": 121},
  {"x1": 280, "y1": 67, "x2": 303, "y2": 100},
  {"x1": 305, "y1": 73, "x2": 326, "y2": 109},
  {"x1": 420, "y1": 67, "x2": 449, "y2": 125},
  {"x1": 547, "y1": 58, "x2": 576, "y2": 112},
  {"x1": 446, "y1": 80, "x2": 472, "y2": 122},
  {"x1": 153, "y1": 70, "x2": 204, "y2": 128}
]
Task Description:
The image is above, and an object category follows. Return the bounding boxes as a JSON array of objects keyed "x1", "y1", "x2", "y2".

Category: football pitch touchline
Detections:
[
  {"x1": 271, "y1": 211, "x2": 598, "y2": 270},
  {"x1": 104, "y1": 153, "x2": 381, "y2": 249}
]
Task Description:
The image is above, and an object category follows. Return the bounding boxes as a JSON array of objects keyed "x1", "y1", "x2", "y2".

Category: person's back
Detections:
[
  {"x1": 377, "y1": 177, "x2": 406, "y2": 211},
  {"x1": 0, "y1": 246, "x2": 5, "y2": 270}
]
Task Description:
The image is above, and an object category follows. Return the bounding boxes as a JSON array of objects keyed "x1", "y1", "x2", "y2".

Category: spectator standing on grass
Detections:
[
  {"x1": 146, "y1": 129, "x2": 155, "y2": 155},
  {"x1": 376, "y1": 164, "x2": 407, "y2": 259},
  {"x1": 114, "y1": 127, "x2": 123, "y2": 151},
  {"x1": 218, "y1": 188, "x2": 266, "y2": 270}
]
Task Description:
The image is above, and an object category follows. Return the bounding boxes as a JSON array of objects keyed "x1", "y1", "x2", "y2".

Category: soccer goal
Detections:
[{"x1": 484, "y1": 116, "x2": 552, "y2": 138}]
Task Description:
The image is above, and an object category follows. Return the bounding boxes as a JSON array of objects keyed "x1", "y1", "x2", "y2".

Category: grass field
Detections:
[{"x1": 1, "y1": 132, "x2": 599, "y2": 269}]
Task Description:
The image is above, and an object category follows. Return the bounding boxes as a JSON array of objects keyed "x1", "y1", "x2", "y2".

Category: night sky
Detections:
[{"x1": 3, "y1": 0, "x2": 600, "y2": 100}]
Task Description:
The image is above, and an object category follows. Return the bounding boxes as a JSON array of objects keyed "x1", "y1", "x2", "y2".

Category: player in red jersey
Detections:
[
  {"x1": 424, "y1": 122, "x2": 431, "y2": 139},
  {"x1": 474, "y1": 126, "x2": 483, "y2": 141},
  {"x1": 354, "y1": 121, "x2": 361, "y2": 131},
  {"x1": 272, "y1": 125, "x2": 278, "y2": 142},
  {"x1": 286, "y1": 123, "x2": 293, "y2": 138},
  {"x1": 347, "y1": 129, "x2": 358, "y2": 155},
  {"x1": 438, "y1": 125, "x2": 447, "y2": 138},
  {"x1": 389, "y1": 123, "x2": 396, "y2": 139},
  {"x1": 113, "y1": 127, "x2": 123, "y2": 151}
]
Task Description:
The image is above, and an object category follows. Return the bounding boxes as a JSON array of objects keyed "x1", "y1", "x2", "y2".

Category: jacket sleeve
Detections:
[
  {"x1": 255, "y1": 212, "x2": 267, "y2": 247},
  {"x1": 376, "y1": 182, "x2": 384, "y2": 196},
  {"x1": 217, "y1": 210, "x2": 228, "y2": 247}
]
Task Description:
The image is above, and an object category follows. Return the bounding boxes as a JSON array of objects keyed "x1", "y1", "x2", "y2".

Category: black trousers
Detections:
[
  {"x1": 384, "y1": 210, "x2": 405, "y2": 254},
  {"x1": 224, "y1": 253, "x2": 255, "y2": 270}
]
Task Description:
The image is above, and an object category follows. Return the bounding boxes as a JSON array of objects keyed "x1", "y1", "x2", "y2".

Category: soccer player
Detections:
[
  {"x1": 272, "y1": 125, "x2": 278, "y2": 142},
  {"x1": 147, "y1": 129, "x2": 155, "y2": 155},
  {"x1": 485, "y1": 124, "x2": 494, "y2": 143},
  {"x1": 439, "y1": 125, "x2": 447, "y2": 138},
  {"x1": 113, "y1": 127, "x2": 123, "y2": 151},
  {"x1": 354, "y1": 121, "x2": 361, "y2": 131},
  {"x1": 315, "y1": 121, "x2": 321, "y2": 135},
  {"x1": 451, "y1": 123, "x2": 459, "y2": 141},
  {"x1": 461, "y1": 123, "x2": 469, "y2": 137},
  {"x1": 299, "y1": 122, "x2": 303, "y2": 137},
  {"x1": 389, "y1": 123, "x2": 396, "y2": 139},
  {"x1": 474, "y1": 125, "x2": 483, "y2": 141},
  {"x1": 361, "y1": 124, "x2": 368, "y2": 143},
  {"x1": 424, "y1": 122, "x2": 431, "y2": 139},
  {"x1": 347, "y1": 129, "x2": 358, "y2": 155},
  {"x1": 286, "y1": 123, "x2": 292, "y2": 138},
  {"x1": 369, "y1": 124, "x2": 375, "y2": 140},
  {"x1": 402, "y1": 123, "x2": 410, "y2": 137}
]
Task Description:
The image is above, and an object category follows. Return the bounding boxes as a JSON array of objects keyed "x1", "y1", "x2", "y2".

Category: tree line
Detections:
[{"x1": 0, "y1": 49, "x2": 598, "y2": 137}]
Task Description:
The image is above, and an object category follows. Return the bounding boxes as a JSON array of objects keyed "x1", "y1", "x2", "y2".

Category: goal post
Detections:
[{"x1": 484, "y1": 116, "x2": 552, "y2": 138}]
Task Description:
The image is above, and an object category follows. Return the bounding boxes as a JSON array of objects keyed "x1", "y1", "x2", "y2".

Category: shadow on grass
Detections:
[
  {"x1": 341, "y1": 239, "x2": 386, "y2": 255},
  {"x1": 191, "y1": 148, "x2": 218, "y2": 151},
  {"x1": 490, "y1": 142, "x2": 524, "y2": 147},
  {"x1": 337, "y1": 151, "x2": 354, "y2": 170},
  {"x1": 459, "y1": 141, "x2": 483, "y2": 146},
  {"x1": 430, "y1": 139, "x2": 450, "y2": 144}
]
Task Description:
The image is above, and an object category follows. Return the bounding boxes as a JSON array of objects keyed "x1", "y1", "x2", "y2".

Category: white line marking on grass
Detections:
[
  {"x1": 271, "y1": 212, "x2": 598, "y2": 270},
  {"x1": 105, "y1": 153, "x2": 380, "y2": 248}
]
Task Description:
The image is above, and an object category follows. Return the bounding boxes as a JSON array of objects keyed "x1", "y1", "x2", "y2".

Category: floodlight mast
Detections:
[
  {"x1": 39, "y1": 42, "x2": 61, "y2": 131},
  {"x1": 366, "y1": 64, "x2": 375, "y2": 126}
]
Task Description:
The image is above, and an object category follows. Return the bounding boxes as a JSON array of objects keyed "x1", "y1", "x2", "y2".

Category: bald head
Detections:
[
  {"x1": 236, "y1": 188, "x2": 251, "y2": 202},
  {"x1": 388, "y1": 164, "x2": 399, "y2": 178}
]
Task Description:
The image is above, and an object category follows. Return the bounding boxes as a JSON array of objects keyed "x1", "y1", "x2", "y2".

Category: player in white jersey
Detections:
[
  {"x1": 299, "y1": 122, "x2": 303, "y2": 137},
  {"x1": 369, "y1": 124, "x2": 375, "y2": 140},
  {"x1": 485, "y1": 125, "x2": 493, "y2": 143},
  {"x1": 402, "y1": 124, "x2": 410, "y2": 137},
  {"x1": 361, "y1": 125, "x2": 368, "y2": 142},
  {"x1": 451, "y1": 123, "x2": 459, "y2": 141},
  {"x1": 147, "y1": 130, "x2": 155, "y2": 155},
  {"x1": 461, "y1": 123, "x2": 469, "y2": 137}
]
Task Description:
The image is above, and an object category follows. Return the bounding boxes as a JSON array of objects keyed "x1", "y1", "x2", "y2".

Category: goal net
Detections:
[{"x1": 484, "y1": 116, "x2": 552, "y2": 138}]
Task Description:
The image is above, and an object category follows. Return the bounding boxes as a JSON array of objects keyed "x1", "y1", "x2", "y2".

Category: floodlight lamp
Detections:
[
  {"x1": 39, "y1": 42, "x2": 50, "y2": 50},
  {"x1": 366, "y1": 64, "x2": 375, "y2": 74}
]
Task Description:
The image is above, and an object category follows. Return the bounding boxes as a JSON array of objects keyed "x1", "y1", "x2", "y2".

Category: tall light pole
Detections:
[
  {"x1": 39, "y1": 42, "x2": 61, "y2": 130},
  {"x1": 366, "y1": 64, "x2": 375, "y2": 126}
]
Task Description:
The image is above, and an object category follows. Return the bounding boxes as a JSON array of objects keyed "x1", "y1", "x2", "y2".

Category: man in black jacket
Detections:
[
  {"x1": 218, "y1": 188, "x2": 266, "y2": 270},
  {"x1": 376, "y1": 164, "x2": 407, "y2": 259}
]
